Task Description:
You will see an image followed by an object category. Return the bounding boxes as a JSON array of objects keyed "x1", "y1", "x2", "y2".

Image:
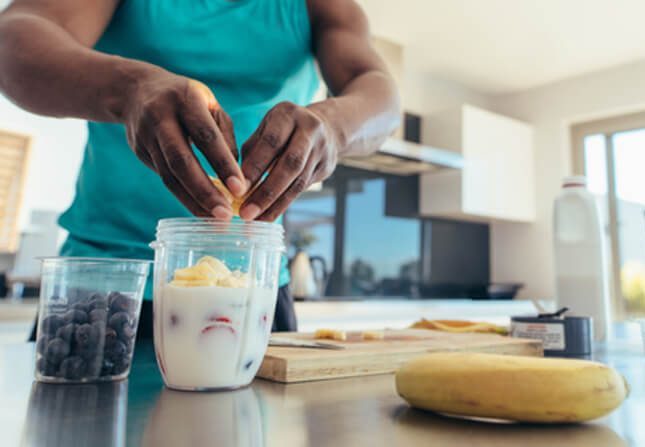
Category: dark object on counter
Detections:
[
  {"x1": 419, "y1": 282, "x2": 523, "y2": 300},
  {"x1": 510, "y1": 308, "x2": 592, "y2": 358},
  {"x1": 470, "y1": 283, "x2": 524, "y2": 300},
  {"x1": 0, "y1": 272, "x2": 6, "y2": 298},
  {"x1": 34, "y1": 290, "x2": 140, "y2": 381}
]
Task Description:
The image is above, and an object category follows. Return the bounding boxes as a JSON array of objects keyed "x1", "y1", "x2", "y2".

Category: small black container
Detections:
[{"x1": 511, "y1": 310, "x2": 593, "y2": 358}]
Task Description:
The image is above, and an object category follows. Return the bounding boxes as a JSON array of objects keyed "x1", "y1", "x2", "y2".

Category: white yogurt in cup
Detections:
[{"x1": 150, "y1": 219, "x2": 284, "y2": 391}]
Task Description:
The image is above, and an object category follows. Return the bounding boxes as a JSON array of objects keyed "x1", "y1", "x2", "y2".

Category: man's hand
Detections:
[
  {"x1": 239, "y1": 0, "x2": 400, "y2": 222},
  {"x1": 124, "y1": 73, "x2": 246, "y2": 219},
  {"x1": 239, "y1": 101, "x2": 339, "y2": 221}
]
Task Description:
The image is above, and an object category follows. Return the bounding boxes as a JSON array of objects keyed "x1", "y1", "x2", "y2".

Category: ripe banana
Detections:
[
  {"x1": 396, "y1": 352, "x2": 629, "y2": 423},
  {"x1": 411, "y1": 319, "x2": 508, "y2": 335},
  {"x1": 210, "y1": 177, "x2": 245, "y2": 216},
  {"x1": 170, "y1": 256, "x2": 248, "y2": 288}
]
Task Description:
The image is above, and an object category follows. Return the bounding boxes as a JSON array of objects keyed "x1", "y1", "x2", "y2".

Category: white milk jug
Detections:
[{"x1": 553, "y1": 176, "x2": 611, "y2": 341}]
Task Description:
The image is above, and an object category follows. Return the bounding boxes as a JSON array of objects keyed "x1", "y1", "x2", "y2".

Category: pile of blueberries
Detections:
[{"x1": 36, "y1": 290, "x2": 139, "y2": 381}]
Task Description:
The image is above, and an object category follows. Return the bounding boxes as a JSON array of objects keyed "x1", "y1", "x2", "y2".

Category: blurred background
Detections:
[{"x1": 1, "y1": 0, "x2": 644, "y2": 338}]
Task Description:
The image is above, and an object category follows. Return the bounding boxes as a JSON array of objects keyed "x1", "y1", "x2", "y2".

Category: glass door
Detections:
[
  {"x1": 573, "y1": 114, "x2": 645, "y2": 318},
  {"x1": 611, "y1": 130, "x2": 645, "y2": 316}
]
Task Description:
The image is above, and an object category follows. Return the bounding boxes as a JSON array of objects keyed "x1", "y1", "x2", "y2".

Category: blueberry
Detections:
[
  {"x1": 108, "y1": 311, "x2": 136, "y2": 342},
  {"x1": 85, "y1": 355, "x2": 103, "y2": 378},
  {"x1": 44, "y1": 338, "x2": 70, "y2": 365},
  {"x1": 73, "y1": 302, "x2": 90, "y2": 313},
  {"x1": 88, "y1": 291, "x2": 104, "y2": 301},
  {"x1": 123, "y1": 337, "x2": 135, "y2": 354},
  {"x1": 88, "y1": 294, "x2": 108, "y2": 311},
  {"x1": 104, "y1": 327, "x2": 118, "y2": 347},
  {"x1": 119, "y1": 324, "x2": 136, "y2": 342},
  {"x1": 40, "y1": 315, "x2": 65, "y2": 335},
  {"x1": 106, "y1": 340, "x2": 127, "y2": 362},
  {"x1": 75, "y1": 323, "x2": 100, "y2": 348},
  {"x1": 100, "y1": 359, "x2": 115, "y2": 376},
  {"x1": 89, "y1": 308, "x2": 107, "y2": 323},
  {"x1": 74, "y1": 344, "x2": 98, "y2": 360},
  {"x1": 108, "y1": 311, "x2": 129, "y2": 327},
  {"x1": 55, "y1": 323, "x2": 76, "y2": 343},
  {"x1": 36, "y1": 336, "x2": 50, "y2": 354},
  {"x1": 108, "y1": 293, "x2": 135, "y2": 314},
  {"x1": 63, "y1": 309, "x2": 88, "y2": 325},
  {"x1": 244, "y1": 360, "x2": 253, "y2": 370},
  {"x1": 36, "y1": 357, "x2": 57, "y2": 376},
  {"x1": 111, "y1": 359, "x2": 130, "y2": 375},
  {"x1": 91, "y1": 320, "x2": 107, "y2": 337},
  {"x1": 107, "y1": 291, "x2": 119, "y2": 305},
  {"x1": 59, "y1": 356, "x2": 86, "y2": 380}
]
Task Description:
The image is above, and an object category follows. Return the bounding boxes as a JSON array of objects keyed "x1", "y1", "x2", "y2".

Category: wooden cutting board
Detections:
[{"x1": 257, "y1": 329, "x2": 543, "y2": 383}]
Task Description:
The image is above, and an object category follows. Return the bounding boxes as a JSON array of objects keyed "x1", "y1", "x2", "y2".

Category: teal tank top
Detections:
[{"x1": 58, "y1": 0, "x2": 319, "y2": 298}]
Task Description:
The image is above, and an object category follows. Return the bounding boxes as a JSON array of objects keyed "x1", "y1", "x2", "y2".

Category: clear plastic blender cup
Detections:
[
  {"x1": 150, "y1": 218, "x2": 285, "y2": 391},
  {"x1": 35, "y1": 257, "x2": 150, "y2": 383}
]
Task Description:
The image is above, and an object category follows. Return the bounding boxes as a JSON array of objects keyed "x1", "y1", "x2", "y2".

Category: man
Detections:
[{"x1": 0, "y1": 0, "x2": 400, "y2": 335}]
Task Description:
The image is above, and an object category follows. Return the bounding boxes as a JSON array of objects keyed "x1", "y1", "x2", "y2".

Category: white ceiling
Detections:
[{"x1": 358, "y1": 0, "x2": 645, "y2": 94}]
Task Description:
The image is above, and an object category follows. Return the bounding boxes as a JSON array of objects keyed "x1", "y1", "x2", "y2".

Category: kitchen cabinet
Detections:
[{"x1": 419, "y1": 104, "x2": 535, "y2": 222}]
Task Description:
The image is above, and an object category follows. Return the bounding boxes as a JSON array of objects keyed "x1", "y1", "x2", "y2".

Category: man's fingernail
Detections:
[
  {"x1": 226, "y1": 177, "x2": 245, "y2": 197},
  {"x1": 212, "y1": 205, "x2": 232, "y2": 220},
  {"x1": 240, "y1": 204, "x2": 260, "y2": 221}
]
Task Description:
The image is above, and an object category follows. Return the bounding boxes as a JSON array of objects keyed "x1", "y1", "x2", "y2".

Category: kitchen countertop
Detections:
[
  {"x1": 1, "y1": 324, "x2": 643, "y2": 447},
  {"x1": 294, "y1": 298, "x2": 554, "y2": 331}
]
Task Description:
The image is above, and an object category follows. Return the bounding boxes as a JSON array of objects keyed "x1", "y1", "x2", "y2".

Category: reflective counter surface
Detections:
[{"x1": 1, "y1": 325, "x2": 643, "y2": 446}]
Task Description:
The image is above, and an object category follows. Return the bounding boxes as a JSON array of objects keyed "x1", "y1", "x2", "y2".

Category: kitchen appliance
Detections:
[
  {"x1": 289, "y1": 251, "x2": 328, "y2": 300},
  {"x1": 339, "y1": 137, "x2": 463, "y2": 175},
  {"x1": 150, "y1": 218, "x2": 285, "y2": 391},
  {"x1": 257, "y1": 329, "x2": 542, "y2": 383}
]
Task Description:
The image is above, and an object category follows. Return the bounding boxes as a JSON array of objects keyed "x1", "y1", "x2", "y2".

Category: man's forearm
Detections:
[
  {"x1": 309, "y1": 70, "x2": 400, "y2": 158},
  {"x1": 0, "y1": 11, "x2": 158, "y2": 122}
]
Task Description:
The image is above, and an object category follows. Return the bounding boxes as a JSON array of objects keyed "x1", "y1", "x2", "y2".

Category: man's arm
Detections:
[
  {"x1": 239, "y1": 0, "x2": 400, "y2": 221},
  {"x1": 308, "y1": 0, "x2": 401, "y2": 157},
  {"x1": 0, "y1": 0, "x2": 124, "y2": 120},
  {"x1": 0, "y1": 0, "x2": 245, "y2": 218}
]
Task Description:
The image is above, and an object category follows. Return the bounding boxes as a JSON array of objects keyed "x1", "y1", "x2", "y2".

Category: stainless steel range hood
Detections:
[{"x1": 339, "y1": 137, "x2": 463, "y2": 175}]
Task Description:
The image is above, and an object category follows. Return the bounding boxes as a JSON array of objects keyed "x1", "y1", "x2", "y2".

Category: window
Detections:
[
  {"x1": 284, "y1": 168, "x2": 421, "y2": 298},
  {"x1": 344, "y1": 178, "x2": 420, "y2": 296},
  {"x1": 284, "y1": 190, "x2": 335, "y2": 273}
]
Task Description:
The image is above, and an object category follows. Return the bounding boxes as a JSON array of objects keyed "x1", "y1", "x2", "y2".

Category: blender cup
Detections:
[
  {"x1": 151, "y1": 218, "x2": 285, "y2": 391},
  {"x1": 35, "y1": 257, "x2": 151, "y2": 383}
]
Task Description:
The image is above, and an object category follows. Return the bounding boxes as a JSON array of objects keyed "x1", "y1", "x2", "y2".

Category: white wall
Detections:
[
  {"x1": 374, "y1": 39, "x2": 494, "y2": 140},
  {"x1": 401, "y1": 67, "x2": 494, "y2": 131},
  {"x1": 489, "y1": 59, "x2": 645, "y2": 300},
  {"x1": 1, "y1": 96, "x2": 86, "y2": 230}
]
